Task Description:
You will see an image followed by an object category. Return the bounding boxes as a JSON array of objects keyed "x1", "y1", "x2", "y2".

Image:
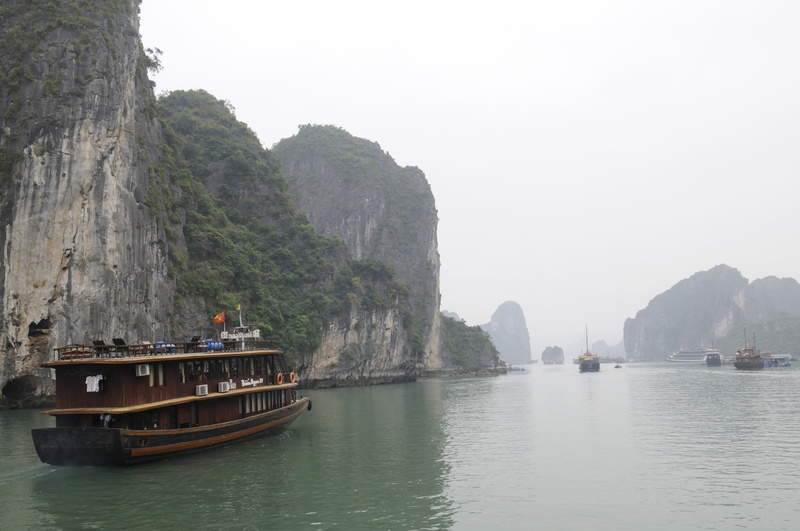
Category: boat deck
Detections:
[{"x1": 47, "y1": 339, "x2": 282, "y2": 365}]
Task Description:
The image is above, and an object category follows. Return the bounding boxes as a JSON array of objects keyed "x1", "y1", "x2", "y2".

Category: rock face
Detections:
[
  {"x1": 0, "y1": 6, "x2": 499, "y2": 404},
  {"x1": 480, "y1": 301, "x2": 532, "y2": 365},
  {"x1": 541, "y1": 346, "x2": 564, "y2": 364},
  {"x1": 0, "y1": 2, "x2": 181, "y2": 406},
  {"x1": 273, "y1": 125, "x2": 444, "y2": 370},
  {"x1": 302, "y1": 305, "x2": 416, "y2": 387},
  {"x1": 624, "y1": 264, "x2": 800, "y2": 360}
]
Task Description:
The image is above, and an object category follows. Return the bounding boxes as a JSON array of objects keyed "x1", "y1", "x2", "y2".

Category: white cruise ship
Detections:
[{"x1": 666, "y1": 348, "x2": 720, "y2": 362}]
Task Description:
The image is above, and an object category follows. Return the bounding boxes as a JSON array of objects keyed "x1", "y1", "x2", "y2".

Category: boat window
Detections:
[
  {"x1": 242, "y1": 357, "x2": 252, "y2": 377},
  {"x1": 149, "y1": 368, "x2": 155, "y2": 388},
  {"x1": 178, "y1": 362, "x2": 186, "y2": 384},
  {"x1": 255, "y1": 356, "x2": 265, "y2": 375},
  {"x1": 223, "y1": 359, "x2": 230, "y2": 378},
  {"x1": 158, "y1": 364, "x2": 165, "y2": 386},
  {"x1": 231, "y1": 358, "x2": 239, "y2": 378}
]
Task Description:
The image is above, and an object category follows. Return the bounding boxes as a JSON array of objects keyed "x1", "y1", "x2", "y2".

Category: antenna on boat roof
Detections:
[{"x1": 238, "y1": 303, "x2": 243, "y2": 328}]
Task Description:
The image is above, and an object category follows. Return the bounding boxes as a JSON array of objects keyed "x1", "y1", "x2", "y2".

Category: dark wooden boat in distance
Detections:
[
  {"x1": 578, "y1": 325, "x2": 600, "y2": 372},
  {"x1": 31, "y1": 327, "x2": 311, "y2": 466},
  {"x1": 733, "y1": 344, "x2": 764, "y2": 370},
  {"x1": 705, "y1": 351, "x2": 722, "y2": 367},
  {"x1": 578, "y1": 352, "x2": 601, "y2": 372}
]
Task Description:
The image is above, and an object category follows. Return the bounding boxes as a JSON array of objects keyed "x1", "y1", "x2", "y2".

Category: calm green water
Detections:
[{"x1": 2, "y1": 363, "x2": 800, "y2": 529}]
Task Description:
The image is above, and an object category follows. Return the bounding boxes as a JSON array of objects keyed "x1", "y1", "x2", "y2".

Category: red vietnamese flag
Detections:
[{"x1": 213, "y1": 311, "x2": 225, "y2": 324}]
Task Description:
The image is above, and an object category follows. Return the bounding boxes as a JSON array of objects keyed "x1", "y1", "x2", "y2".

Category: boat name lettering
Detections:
[{"x1": 241, "y1": 378, "x2": 264, "y2": 387}]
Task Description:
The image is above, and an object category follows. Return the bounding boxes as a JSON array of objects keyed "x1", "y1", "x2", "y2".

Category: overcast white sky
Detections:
[{"x1": 139, "y1": 1, "x2": 800, "y2": 355}]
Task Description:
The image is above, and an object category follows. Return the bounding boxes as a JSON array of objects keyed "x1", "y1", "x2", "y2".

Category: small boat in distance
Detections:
[
  {"x1": 31, "y1": 325, "x2": 311, "y2": 466},
  {"x1": 666, "y1": 348, "x2": 720, "y2": 363},
  {"x1": 762, "y1": 353, "x2": 791, "y2": 368},
  {"x1": 705, "y1": 351, "x2": 721, "y2": 367},
  {"x1": 578, "y1": 325, "x2": 600, "y2": 373}
]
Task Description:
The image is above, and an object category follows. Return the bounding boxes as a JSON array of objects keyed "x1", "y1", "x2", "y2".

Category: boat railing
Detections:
[{"x1": 55, "y1": 339, "x2": 282, "y2": 360}]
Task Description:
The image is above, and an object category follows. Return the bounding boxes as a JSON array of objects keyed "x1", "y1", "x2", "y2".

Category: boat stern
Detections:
[{"x1": 31, "y1": 427, "x2": 126, "y2": 466}]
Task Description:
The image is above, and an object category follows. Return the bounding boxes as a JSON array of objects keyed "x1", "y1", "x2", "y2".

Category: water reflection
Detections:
[
  {"x1": 5, "y1": 365, "x2": 800, "y2": 529},
  {"x1": 12, "y1": 381, "x2": 454, "y2": 530}
]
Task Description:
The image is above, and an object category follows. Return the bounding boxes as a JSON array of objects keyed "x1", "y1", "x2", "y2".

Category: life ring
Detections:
[
  {"x1": 289, "y1": 372, "x2": 296, "y2": 383},
  {"x1": 276, "y1": 373, "x2": 284, "y2": 385}
]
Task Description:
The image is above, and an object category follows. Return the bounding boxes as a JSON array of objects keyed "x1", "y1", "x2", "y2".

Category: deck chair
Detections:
[{"x1": 111, "y1": 337, "x2": 128, "y2": 357}]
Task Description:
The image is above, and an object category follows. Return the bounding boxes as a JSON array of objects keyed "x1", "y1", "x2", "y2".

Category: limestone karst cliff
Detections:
[
  {"x1": 273, "y1": 125, "x2": 498, "y2": 375},
  {"x1": 541, "y1": 346, "x2": 564, "y2": 364},
  {"x1": 480, "y1": 301, "x2": 532, "y2": 365},
  {"x1": 273, "y1": 126, "x2": 442, "y2": 363},
  {"x1": 0, "y1": 4, "x2": 499, "y2": 406},
  {"x1": 0, "y1": 1, "x2": 180, "y2": 405},
  {"x1": 624, "y1": 264, "x2": 800, "y2": 360}
]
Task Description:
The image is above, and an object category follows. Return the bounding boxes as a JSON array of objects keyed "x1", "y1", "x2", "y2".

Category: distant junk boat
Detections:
[
  {"x1": 734, "y1": 343, "x2": 764, "y2": 370},
  {"x1": 578, "y1": 325, "x2": 600, "y2": 373},
  {"x1": 734, "y1": 331, "x2": 764, "y2": 370}
]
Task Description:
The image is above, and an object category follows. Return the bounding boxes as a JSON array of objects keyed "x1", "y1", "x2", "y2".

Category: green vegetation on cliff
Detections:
[
  {"x1": 273, "y1": 124, "x2": 438, "y2": 363},
  {"x1": 156, "y1": 90, "x2": 403, "y2": 361},
  {"x1": 440, "y1": 314, "x2": 499, "y2": 370}
]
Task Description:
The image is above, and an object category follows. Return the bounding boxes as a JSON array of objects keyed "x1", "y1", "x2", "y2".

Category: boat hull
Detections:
[
  {"x1": 32, "y1": 397, "x2": 311, "y2": 466},
  {"x1": 579, "y1": 361, "x2": 600, "y2": 372},
  {"x1": 733, "y1": 360, "x2": 764, "y2": 370}
]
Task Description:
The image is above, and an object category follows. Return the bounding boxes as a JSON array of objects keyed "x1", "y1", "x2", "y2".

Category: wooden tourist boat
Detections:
[{"x1": 31, "y1": 326, "x2": 311, "y2": 466}]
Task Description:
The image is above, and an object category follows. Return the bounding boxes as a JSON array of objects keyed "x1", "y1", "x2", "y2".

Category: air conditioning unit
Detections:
[
  {"x1": 135, "y1": 364, "x2": 150, "y2": 377},
  {"x1": 218, "y1": 381, "x2": 231, "y2": 393},
  {"x1": 196, "y1": 384, "x2": 209, "y2": 396}
]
